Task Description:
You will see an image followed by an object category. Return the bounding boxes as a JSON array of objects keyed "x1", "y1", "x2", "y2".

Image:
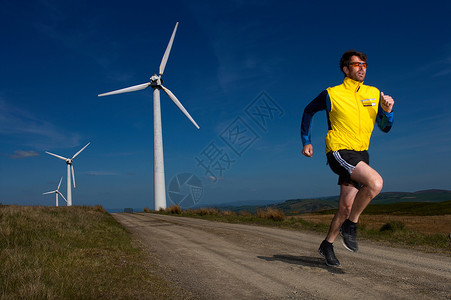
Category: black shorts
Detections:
[{"x1": 326, "y1": 150, "x2": 369, "y2": 189}]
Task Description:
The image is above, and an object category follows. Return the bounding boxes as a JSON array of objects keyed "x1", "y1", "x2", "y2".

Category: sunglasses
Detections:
[{"x1": 349, "y1": 62, "x2": 367, "y2": 69}]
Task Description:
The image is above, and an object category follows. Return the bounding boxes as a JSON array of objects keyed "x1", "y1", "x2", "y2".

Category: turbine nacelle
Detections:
[{"x1": 150, "y1": 74, "x2": 162, "y2": 87}]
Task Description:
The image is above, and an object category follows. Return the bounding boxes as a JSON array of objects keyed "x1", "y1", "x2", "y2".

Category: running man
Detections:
[{"x1": 300, "y1": 50, "x2": 394, "y2": 266}]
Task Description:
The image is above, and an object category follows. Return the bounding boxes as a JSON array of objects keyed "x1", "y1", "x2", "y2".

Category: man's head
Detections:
[{"x1": 340, "y1": 50, "x2": 368, "y2": 82}]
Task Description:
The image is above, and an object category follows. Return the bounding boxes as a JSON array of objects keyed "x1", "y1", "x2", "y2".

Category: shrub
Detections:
[
  {"x1": 167, "y1": 205, "x2": 182, "y2": 214},
  {"x1": 239, "y1": 210, "x2": 252, "y2": 217},
  {"x1": 256, "y1": 208, "x2": 285, "y2": 221},
  {"x1": 143, "y1": 207, "x2": 151, "y2": 213},
  {"x1": 380, "y1": 221, "x2": 406, "y2": 232},
  {"x1": 198, "y1": 208, "x2": 221, "y2": 216},
  {"x1": 222, "y1": 210, "x2": 237, "y2": 217}
]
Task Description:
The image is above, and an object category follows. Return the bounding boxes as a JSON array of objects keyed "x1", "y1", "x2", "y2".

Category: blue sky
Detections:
[{"x1": 1, "y1": 0, "x2": 450, "y2": 209}]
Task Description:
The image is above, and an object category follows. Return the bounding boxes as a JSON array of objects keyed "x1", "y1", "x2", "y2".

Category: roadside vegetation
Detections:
[
  {"x1": 0, "y1": 205, "x2": 178, "y2": 299},
  {"x1": 151, "y1": 203, "x2": 451, "y2": 255}
]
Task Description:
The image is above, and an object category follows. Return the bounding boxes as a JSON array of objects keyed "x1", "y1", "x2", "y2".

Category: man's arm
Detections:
[
  {"x1": 301, "y1": 90, "x2": 328, "y2": 157},
  {"x1": 376, "y1": 92, "x2": 394, "y2": 132}
]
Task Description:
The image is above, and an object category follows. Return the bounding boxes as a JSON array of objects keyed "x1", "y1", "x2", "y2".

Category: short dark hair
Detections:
[{"x1": 340, "y1": 50, "x2": 368, "y2": 76}]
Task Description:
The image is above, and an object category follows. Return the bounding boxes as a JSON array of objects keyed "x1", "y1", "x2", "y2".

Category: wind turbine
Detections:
[
  {"x1": 45, "y1": 142, "x2": 90, "y2": 206},
  {"x1": 98, "y1": 22, "x2": 200, "y2": 211},
  {"x1": 42, "y1": 176, "x2": 67, "y2": 207}
]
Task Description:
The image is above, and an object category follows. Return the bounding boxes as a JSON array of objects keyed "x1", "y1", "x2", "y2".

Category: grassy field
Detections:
[
  {"x1": 154, "y1": 204, "x2": 451, "y2": 255},
  {"x1": 0, "y1": 205, "x2": 179, "y2": 299},
  {"x1": 315, "y1": 201, "x2": 451, "y2": 216},
  {"x1": 298, "y1": 214, "x2": 451, "y2": 234}
]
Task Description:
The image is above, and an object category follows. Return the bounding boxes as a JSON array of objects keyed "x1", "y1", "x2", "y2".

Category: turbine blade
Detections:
[
  {"x1": 159, "y1": 22, "x2": 179, "y2": 75},
  {"x1": 71, "y1": 165, "x2": 76, "y2": 188},
  {"x1": 57, "y1": 176, "x2": 63, "y2": 189},
  {"x1": 46, "y1": 151, "x2": 68, "y2": 161},
  {"x1": 161, "y1": 85, "x2": 200, "y2": 129},
  {"x1": 43, "y1": 191, "x2": 55, "y2": 195},
  {"x1": 72, "y1": 142, "x2": 90, "y2": 160},
  {"x1": 58, "y1": 191, "x2": 67, "y2": 202},
  {"x1": 98, "y1": 82, "x2": 151, "y2": 97}
]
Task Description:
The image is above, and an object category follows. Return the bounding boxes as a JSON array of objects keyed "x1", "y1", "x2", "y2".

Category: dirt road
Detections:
[{"x1": 113, "y1": 213, "x2": 450, "y2": 299}]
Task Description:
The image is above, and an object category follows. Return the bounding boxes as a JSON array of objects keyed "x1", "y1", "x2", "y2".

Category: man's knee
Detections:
[
  {"x1": 367, "y1": 175, "x2": 383, "y2": 197},
  {"x1": 373, "y1": 175, "x2": 383, "y2": 193},
  {"x1": 338, "y1": 204, "x2": 352, "y2": 218}
]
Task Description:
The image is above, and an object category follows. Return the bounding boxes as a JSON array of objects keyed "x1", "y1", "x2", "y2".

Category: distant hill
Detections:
[
  {"x1": 214, "y1": 190, "x2": 451, "y2": 215},
  {"x1": 360, "y1": 200, "x2": 451, "y2": 216},
  {"x1": 269, "y1": 198, "x2": 338, "y2": 215},
  {"x1": 371, "y1": 190, "x2": 451, "y2": 204}
]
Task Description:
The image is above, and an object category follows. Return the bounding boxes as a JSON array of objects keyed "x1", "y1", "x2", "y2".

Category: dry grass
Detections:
[
  {"x1": 0, "y1": 205, "x2": 177, "y2": 299},
  {"x1": 166, "y1": 204, "x2": 182, "y2": 214},
  {"x1": 256, "y1": 208, "x2": 285, "y2": 221},
  {"x1": 294, "y1": 213, "x2": 451, "y2": 253},
  {"x1": 222, "y1": 210, "x2": 238, "y2": 217},
  {"x1": 185, "y1": 208, "x2": 222, "y2": 216},
  {"x1": 239, "y1": 210, "x2": 253, "y2": 217},
  {"x1": 92, "y1": 204, "x2": 106, "y2": 213},
  {"x1": 297, "y1": 214, "x2": 451, "y2": 235}
]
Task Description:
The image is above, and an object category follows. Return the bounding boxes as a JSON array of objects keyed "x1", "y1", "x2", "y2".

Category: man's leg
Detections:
[
  {"x1": 326, "y1": 183, "x2": 359, "y2": 243},
  {"x1": 339, "y1": 161, "x2": 383, "y2": 252},
  {"x1": 319, "y1": 183, "x2": 359, "y2": 267},
  {"x1": 348, "y1": 161, "x2": 383, "y2": 223}
]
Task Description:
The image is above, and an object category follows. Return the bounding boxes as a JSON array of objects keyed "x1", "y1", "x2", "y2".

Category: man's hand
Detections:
[
  {"x1": 381, "y1": 92, "x2": 394, "y2": 113},
  {"x1": 302, "y1": 144, "x2": 313, "y2": 157}
]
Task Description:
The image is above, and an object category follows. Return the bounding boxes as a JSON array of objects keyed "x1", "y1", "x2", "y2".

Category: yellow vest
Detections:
[{"x1": 325, "y1": 77, "x2": 380, "y2": 152}]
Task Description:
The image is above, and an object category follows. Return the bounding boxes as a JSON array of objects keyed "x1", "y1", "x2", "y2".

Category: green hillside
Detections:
[
  {"x1": 217, "y1": 190, "x2": 451, "y2": 215},
  {"x1": 266, "y1": 190, "x2": 450, "y2": 215},
  {"x1": 371, "y1": 189, "x2": 451, "y2": 204},
  {"x1": 315, "y1": 201, "x2": 451, "y2": 216},
  {"x1": 271, "y1": 198, "x2": 338, "y2": 215},
  {"x1": 363, "y1": 200, "x2": 451, "y2": 216}
]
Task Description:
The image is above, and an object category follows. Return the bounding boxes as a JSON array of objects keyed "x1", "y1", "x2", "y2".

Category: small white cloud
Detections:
[
  {"x1": 433, "y1": 68, "x2": 451, "y2": 77},
  {"x1": 432, "y1": 51, "x2": 451, "y2": 77},
  {"x1": 7, "y1": 150, "x2": 40, "y2": 159}
]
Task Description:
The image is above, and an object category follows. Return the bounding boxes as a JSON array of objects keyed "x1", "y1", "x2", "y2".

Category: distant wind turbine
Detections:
[
  {"x1": 42, "y1": 176, "x2": 67, "y2": 207},
  {"x1": 98, "y1": 22, "x2": 200, "y2": 210},
  {"x1": 45, "y1": 142, "x2": 90, "y2": 206}
]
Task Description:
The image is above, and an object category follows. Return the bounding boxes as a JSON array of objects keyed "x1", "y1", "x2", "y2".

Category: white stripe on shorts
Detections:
[{"x1": 332, "y1": 151, "x2": 355, "y2": 174}]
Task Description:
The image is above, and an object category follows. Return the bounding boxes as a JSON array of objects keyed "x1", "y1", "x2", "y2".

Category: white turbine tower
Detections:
[
  {"x1": 45, "y1": 142, "x2": 90, "y2": 206},
  {"x1": 43, "y1": 177, "x2": 67, "y2": 207},
  {"x1": 98, "y1": 22, "x2": 200, "y2": 211}
]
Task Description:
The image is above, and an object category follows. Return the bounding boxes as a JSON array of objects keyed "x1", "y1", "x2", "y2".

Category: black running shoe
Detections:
[
  {"x1": 318, "y1": 240, "x2": 340, "y2": 267},
  {"x1": 340, "y1": 219, "x2": 358, "y2": 252}
]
